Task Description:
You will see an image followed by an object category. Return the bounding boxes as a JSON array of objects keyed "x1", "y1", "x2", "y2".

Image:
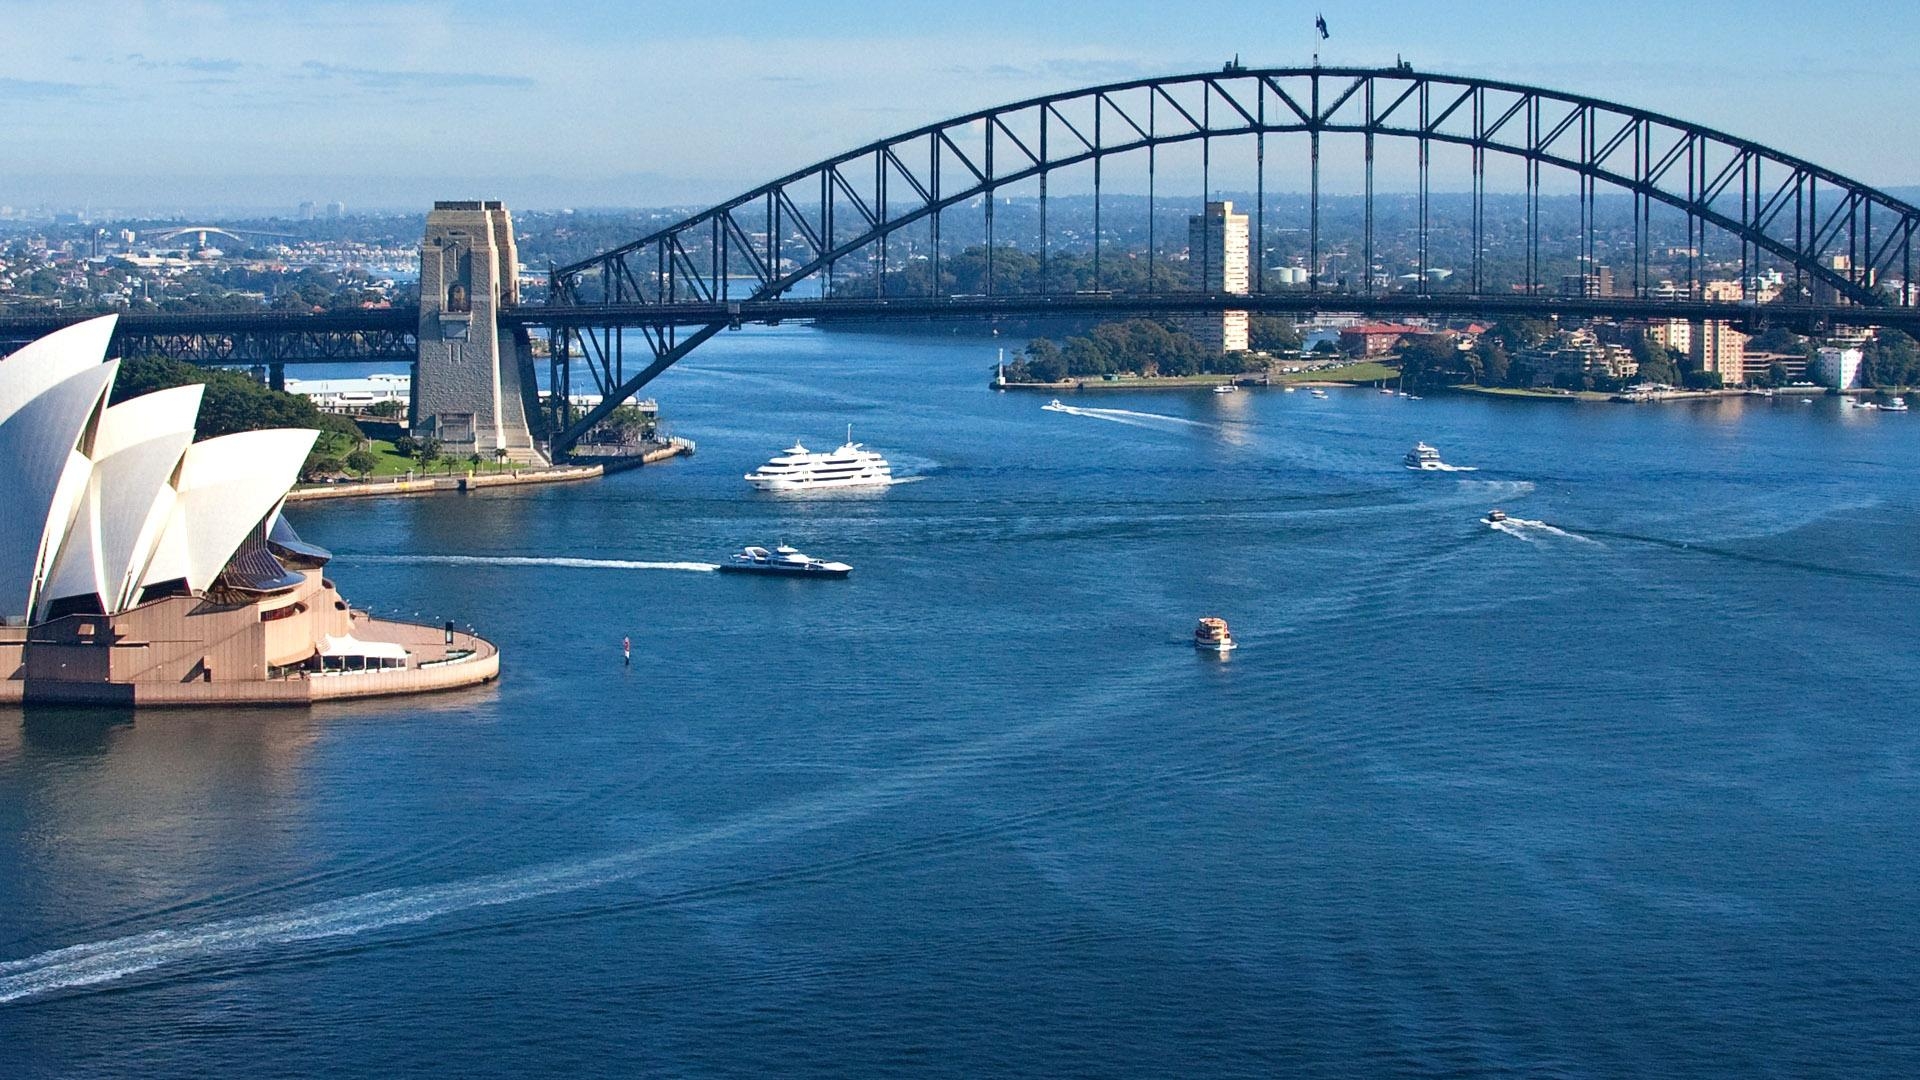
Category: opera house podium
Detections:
[{"x1": 0, "y1": 316, "x2": 498, "y2": 707}]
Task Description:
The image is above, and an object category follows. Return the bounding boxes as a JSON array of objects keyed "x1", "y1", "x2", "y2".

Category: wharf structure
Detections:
[{"x1": 0, "y1": 316, "x2": 498, "y2": 707}]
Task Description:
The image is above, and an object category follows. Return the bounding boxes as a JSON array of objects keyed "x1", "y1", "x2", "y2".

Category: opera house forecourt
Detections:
[{"x1": 0, "y1": 316, "x2": 498, "y2": 706}]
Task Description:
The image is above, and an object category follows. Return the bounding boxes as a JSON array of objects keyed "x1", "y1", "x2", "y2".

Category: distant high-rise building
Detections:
[
  {"x1": 297, "y1": 201, "x2": 317, "y2": 220},
  {"x1": 325, "y1": 201, "x2": 346, "y2": 220},
  {"x1": 1187, "y1": 200, "x2": 1249, "y2": 354},
  {"x1": 1692, "y1": 280, "x2": 1748, "y2": 385}
]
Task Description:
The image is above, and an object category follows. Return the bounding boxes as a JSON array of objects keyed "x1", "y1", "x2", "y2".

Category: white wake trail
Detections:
[
  {"x1": 342, "y1": 555, "x2": 720, "y2": 572},
  {"x1": 1048, "y1": 404, "x2": 1208, "y2": 428}
]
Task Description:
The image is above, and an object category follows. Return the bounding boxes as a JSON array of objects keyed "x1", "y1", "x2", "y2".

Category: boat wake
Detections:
[
  {"x1": 1489, "y1": 518, "x2": 1600, "y2": 545},
  {"x1": 1046, "y1": 403, "x2": 1208, "y2": 429},
  {"x1": 339, "y1": 555, "x2": 720, "y2": 572},
  {"x1": 1460, "y1": 479, "x2": 1536, "y2": 498}
]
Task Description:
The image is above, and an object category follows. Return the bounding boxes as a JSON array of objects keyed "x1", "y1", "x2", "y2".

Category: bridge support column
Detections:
[{"x1": 414, "y1": 200, "x2": 545, "y2": 466}]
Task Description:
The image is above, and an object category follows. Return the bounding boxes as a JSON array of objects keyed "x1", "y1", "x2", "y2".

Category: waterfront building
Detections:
[
  {"x1": 1740, "y1": 351, "x2": 1809, "y2": 384},
  {"x1": 1816, "y1": 345, "x2": 1863, "y2": 389},
  {"x1": 0, "y1": 316, "x2": 497, "y2": 706},
  {"x1": 1692, "y1": 281, "x2": 1749, "y2": 385},
  {"x1": 284, "y1": 373, "x2": 410, "y2": 413},
  {"x1": 1187, "y1": 200, "x2": 1249, "y2": 354},
  {"x1": 1339, "y1": 323, "x2": 1422, "y2": 358}
]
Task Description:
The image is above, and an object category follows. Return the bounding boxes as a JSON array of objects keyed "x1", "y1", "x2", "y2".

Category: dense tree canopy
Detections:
[
  {"x1": 1002, "y1": 319, "x2": 1257, "y2": 382},
  {"x1": 110, "y1": 355, "x2": 363, "y2": 479}
]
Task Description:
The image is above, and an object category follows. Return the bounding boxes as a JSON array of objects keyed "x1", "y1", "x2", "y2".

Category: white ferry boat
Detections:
[
  {"x1": 1405, "y1": 442, "x2": 1446, "y2": 470},
  {"x1": 745, "y1": 428, "x2": 892, "y2": 491},
  {"x1": 718, "y1": 545, "x2": 851, "y2": 578}
]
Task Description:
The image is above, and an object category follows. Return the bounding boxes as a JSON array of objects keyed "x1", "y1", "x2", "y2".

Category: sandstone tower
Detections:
[{"x1": 415, "y1": 201, "x2": 544, "y2": 464}]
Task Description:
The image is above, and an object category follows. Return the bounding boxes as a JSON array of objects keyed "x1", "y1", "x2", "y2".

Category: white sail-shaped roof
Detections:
[
  {"x1": 0, "y1": 361, "x2": 118, "y2": 622},
  {"x1": 140, "y1": 428, "x2": 319, "y2": 595},
  {"x1": 0, "y1": 315, "x2": 117, "y2": 427},
  {"x1": 39, "y1": 384, "x2": 204, "y2": 617}
]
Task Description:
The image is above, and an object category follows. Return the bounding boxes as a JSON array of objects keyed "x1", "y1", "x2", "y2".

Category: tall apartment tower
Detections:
[
  {"x1": 1691, "y1": 280, "x2": 1749, "y2": 386},
  {"x1": 415, "y1": 201, "x2": 544, "y2": 464},
  {"x1": 1188, "y1": 201, "x2": 1250, "y2": 354}
]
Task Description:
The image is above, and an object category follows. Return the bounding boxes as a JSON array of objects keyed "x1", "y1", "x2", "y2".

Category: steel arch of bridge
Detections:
[{"x1": 543, "y1": 65, "x2": 1920, "y2": 450}]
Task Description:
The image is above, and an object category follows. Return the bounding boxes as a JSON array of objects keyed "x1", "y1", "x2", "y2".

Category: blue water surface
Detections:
[{"x1": 2, "y1": 326, "x2": 1917, "y2": 1077}]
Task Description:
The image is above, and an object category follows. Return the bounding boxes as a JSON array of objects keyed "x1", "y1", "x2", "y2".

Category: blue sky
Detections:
[{"x1": 2, "y1": 0, "x2": 1916, "y2": 212}]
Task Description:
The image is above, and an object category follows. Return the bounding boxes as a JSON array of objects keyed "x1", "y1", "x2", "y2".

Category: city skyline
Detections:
[{"x1": 4, "y1": 1, "x2": 1920, "y2": 212}]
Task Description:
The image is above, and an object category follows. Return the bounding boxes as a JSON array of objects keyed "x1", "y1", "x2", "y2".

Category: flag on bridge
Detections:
[{"x1": 1316, "y1": 14, "x2": 1330, "y2": 39}]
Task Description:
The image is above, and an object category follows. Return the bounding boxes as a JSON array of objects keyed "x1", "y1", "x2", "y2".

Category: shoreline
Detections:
[{"x1": 288, "y1": 441, "x2": 691, "y2": 502}]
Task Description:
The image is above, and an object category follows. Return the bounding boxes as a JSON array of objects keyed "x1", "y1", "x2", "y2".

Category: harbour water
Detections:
[{"x1": 3, "y1": 326, "x2": 1918, "y2": 1076}]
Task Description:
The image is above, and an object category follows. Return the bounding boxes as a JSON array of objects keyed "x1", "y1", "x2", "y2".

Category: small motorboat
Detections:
[
  {"x1": 1310, "y1": 388, "x2": 1329, "y2": 399},
  {"x1": 1484, "y1": 509, "x2": 1508, "y2": 525},
  {"x1": 1194, "y1": 616, "x2": 1237, "y2": 654},
  {"x1": 1885, "y1": 396, "x2": 1910, "y2": 412},
  {"x1": 1212, "y1": 383, "x2": 1237, "y2": 394},
  {"x1": 718, "y1": 544, "x2": 851, "y2": 578},
  {"x1": 1042, "y1": 398, "x2": 1071, "y2": 412},
  {"x1": 1283, "y1": 385, "x2": 1298, "y2": 393}
]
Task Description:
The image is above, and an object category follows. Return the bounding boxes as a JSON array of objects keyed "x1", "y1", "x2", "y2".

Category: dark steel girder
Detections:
[{"x1": 530, "y1": 66, "x2": 1919, "y2": 452}]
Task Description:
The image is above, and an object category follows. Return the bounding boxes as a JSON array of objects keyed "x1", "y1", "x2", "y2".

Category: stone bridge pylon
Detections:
[{"x1": 413, "y1": 200, "x2": 545, "y2": 465}]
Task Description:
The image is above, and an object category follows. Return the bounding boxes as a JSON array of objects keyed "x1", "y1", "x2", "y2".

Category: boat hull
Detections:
[{"x1": 718, "y1": 563, "x2": 851, "y2": 579}]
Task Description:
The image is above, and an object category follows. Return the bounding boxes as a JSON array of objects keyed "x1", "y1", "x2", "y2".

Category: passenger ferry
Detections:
[
  {"x1": 745, "y1": 427, "x2": 892, "y2": 491},
  {"x1": 1194, "y1": 617, "x2": 1237, "y2": 654},
  {"x1": 1405, "y1": 442, "x2": 1446, "y2": 470},
  {"x1": 718, "y1": 545, "x2": 852, "y2": 578}
]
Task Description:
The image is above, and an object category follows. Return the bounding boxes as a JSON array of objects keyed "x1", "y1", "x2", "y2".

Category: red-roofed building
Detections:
[{"x1": 1339, "y1": 324, "x2": 1424, "y2": 357}]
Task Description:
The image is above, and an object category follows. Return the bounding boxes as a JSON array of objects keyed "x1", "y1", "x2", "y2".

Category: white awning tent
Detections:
[{"x1": 319, "y1": 635, "x2": 410, "y2": 662}]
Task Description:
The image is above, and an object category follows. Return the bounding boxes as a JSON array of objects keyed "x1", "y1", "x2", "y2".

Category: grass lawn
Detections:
[
  {"x1": 1273, "y1": 361, "x2": 1401, "y2": 384},
  {"x1": 326, "y1": 439, "x2": 526, "y2": 481},
  {"x1": 1449, "y1": 384, "x2": 1612, "y2": 402}
]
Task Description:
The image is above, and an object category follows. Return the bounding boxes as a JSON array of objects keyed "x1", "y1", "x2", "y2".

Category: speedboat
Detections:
[
  {"x1": 1042, "y1": 398, "x2": 1071, "y2": 412},
  {"x1": 1212, "y1": 383, "x2": 1237, "y2": 394},
  {"x1": 1194, "y1": 616, "x2": 1237, "y2": 654},
  {"x1": 1405, "y1": 442, "x2": 1446, "y2": 470},
  {"x1": 745, "y1": 427, "x2": 892, "y2": 491},
  {"x1": 1484, "y1": 508, "x2": 1508, "y2": 525},
  {"x1": 717, "y1": 545, "x2": 852, "y2": 578}
]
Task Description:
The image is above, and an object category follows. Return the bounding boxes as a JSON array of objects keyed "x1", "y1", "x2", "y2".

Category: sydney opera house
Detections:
[{"x1": 0, "y1": 316, "x2": 498, "y2": 706}]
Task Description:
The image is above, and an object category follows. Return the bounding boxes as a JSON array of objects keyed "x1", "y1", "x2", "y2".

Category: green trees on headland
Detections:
[{"x1": 1000, "y1": 319, "x2": 1270, "y2": 382}]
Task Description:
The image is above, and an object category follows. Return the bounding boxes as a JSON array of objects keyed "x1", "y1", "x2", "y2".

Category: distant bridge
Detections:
[{"x1": 2, "y1": 65, "x2": 1918, "y2": 456}]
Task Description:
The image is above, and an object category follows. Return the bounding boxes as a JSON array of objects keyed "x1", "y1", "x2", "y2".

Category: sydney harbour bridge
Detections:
[{"x1": 3, "y1": 65, "x2": 1917, "y2": 457}]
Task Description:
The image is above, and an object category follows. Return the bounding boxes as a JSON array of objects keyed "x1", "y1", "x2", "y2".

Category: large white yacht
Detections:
[{"x1": 745, "y1": 427, "x2": 893, "y2": 491}]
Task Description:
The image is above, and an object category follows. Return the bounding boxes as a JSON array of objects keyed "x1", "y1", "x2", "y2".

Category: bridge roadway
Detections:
[
  {"x1": 506, "y1": 293, "x2": 1920, "y2": 335},
  {"x1": 1, "y1": 292, "x2": 1913, "y2": 366}
]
